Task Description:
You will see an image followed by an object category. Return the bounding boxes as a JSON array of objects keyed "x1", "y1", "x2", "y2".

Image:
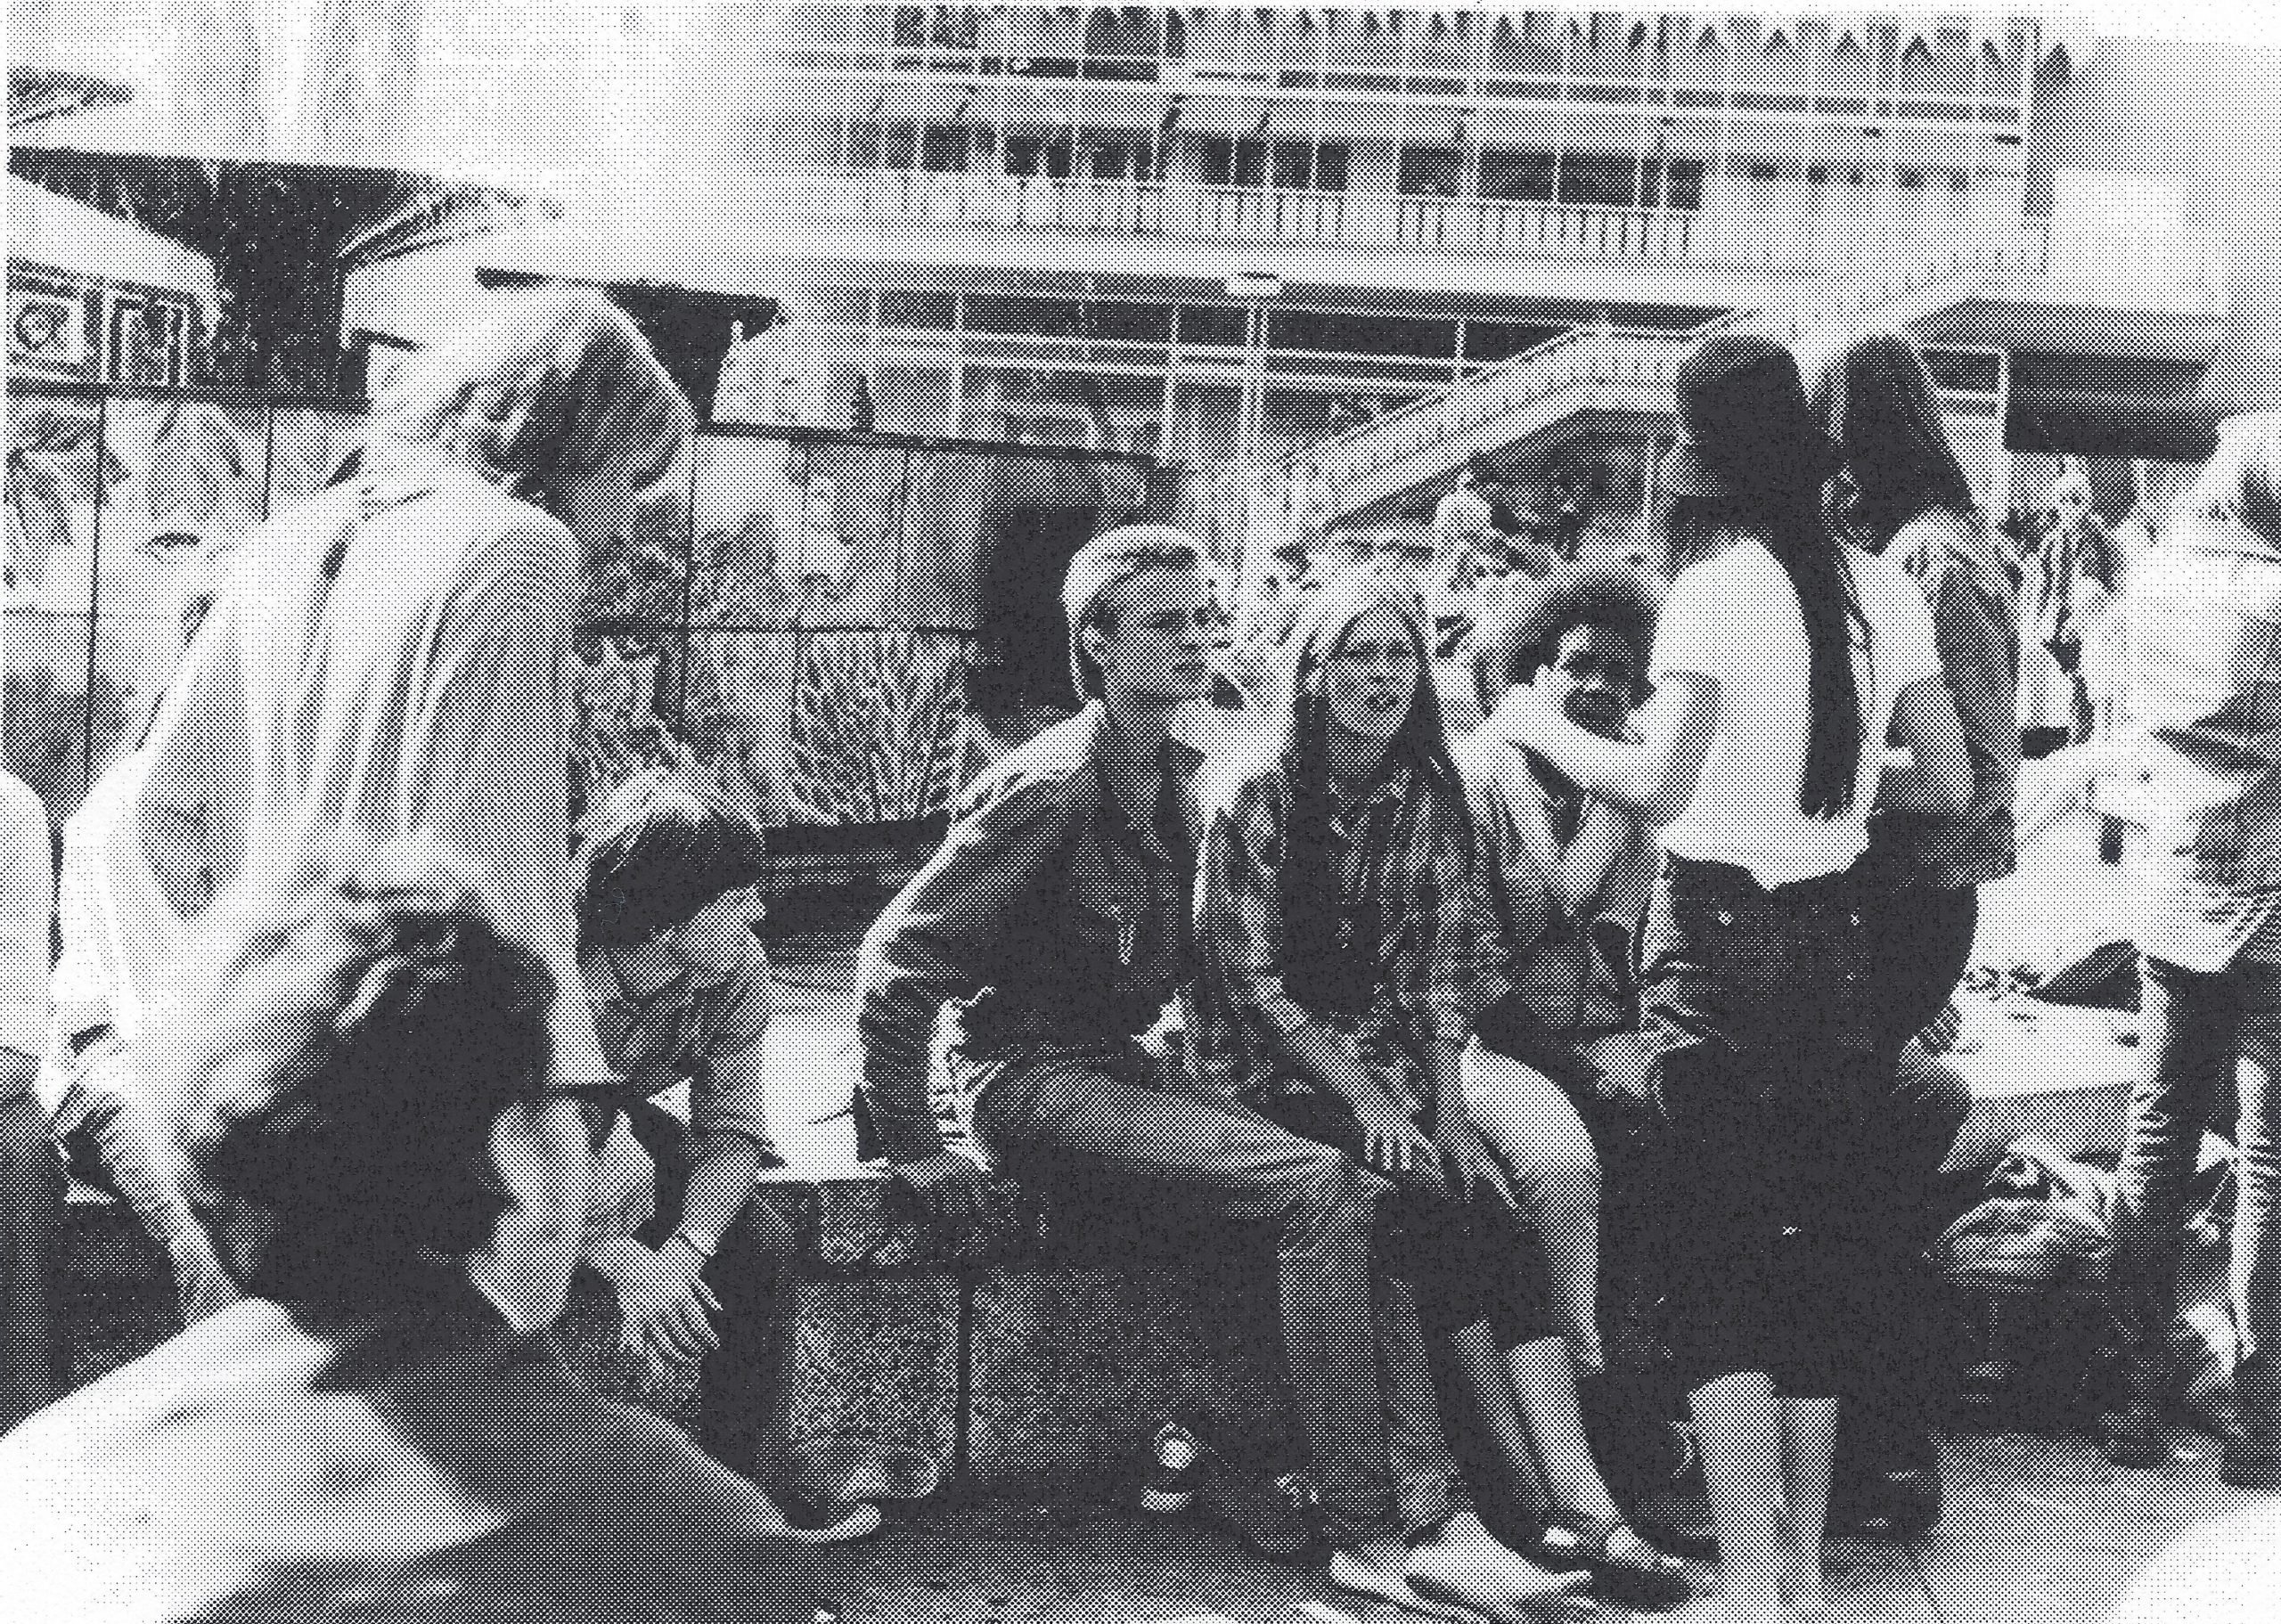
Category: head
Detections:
[
  {"x1": 2179, "y1": 415, "x2": 2281, "y2": 542},
  {"x1": 1063, "y1": 525, "x2": 1214, "y2": 709},
  {"x1": 1475, "y1": 563, "x2": 1659, "y2": 739},
  {"x1": 171, "y1": 838, "x2": 594, "y2": 1333},
  {"x1": 1806, "y1": 331, "x2": 1977, "y2": 549},
  {"x1": 577, "y1": 767, "x2": 770, "y2": 974},
  {"x1": 1279, "y1": 572, "x2": 1450, "y2": 775},
  {"x1": 364, "y1": 290, "x2": 695, "y2": 632},
  {"x1": 1663, "y1": 332, "x2": 1862, "y2": 818}
]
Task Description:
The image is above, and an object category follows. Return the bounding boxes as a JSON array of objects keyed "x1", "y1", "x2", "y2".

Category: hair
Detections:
[
  {"x1": 2180, "y1": 415, "x2": 2281, "y2": 538},
  {"x1": 1472, "y1": 563, "x2": 1661, "y2": 717},
  {"x1": 172, "y1": 839, "x2": 558, "y2": 1305},
  {"x1": 1672, "y1": 334, "x2": 1864, "y2": 818},
  {"x1": 1063, "y1": 524, "x2": 1206, "y2": 703},
  {"x1": 363, "y1": 289, "x2": 693, "y2": 526},
  {"x1": 1807, "y1": 331, "x2": 1979, "y2": 546},
  {"x1": 576, "y1": 768, "x2": 770, "y2": 950},
  {"x1": 1263, "y1": 574, "x2": 1468, "y2": 1018}
]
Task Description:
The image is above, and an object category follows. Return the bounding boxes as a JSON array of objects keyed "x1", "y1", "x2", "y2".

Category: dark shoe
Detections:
[
  {"x1": 1528, "y1": 1514, "x2": 1692, "y2": 1612},
  {"x1": 2223, "y1": 1357, "x2": 2281, "y2": 1491}
]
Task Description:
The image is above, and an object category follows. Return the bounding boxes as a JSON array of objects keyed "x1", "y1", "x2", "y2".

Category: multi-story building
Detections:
[{"x1": 347, "y1": 4, "x2": 2232, "y2": 542}]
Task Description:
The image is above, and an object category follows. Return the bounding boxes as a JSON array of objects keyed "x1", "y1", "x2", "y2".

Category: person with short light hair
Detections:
[{"x1": 134, "y1": 289, "x2": 693, "y2": 1098}]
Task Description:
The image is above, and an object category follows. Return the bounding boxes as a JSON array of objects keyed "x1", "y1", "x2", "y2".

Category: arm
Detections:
[
  {"x1": 856, "y1": 768, "x2": 1069, "y2": 1214},
  {"x1": 398, "y1": 516, "x2": 614, "y2": 1088},
  {"x1": 1877, "y1": 677, "x2": 1974, "y2": 815},
  {"x1": 1198, "y1": 785, "x2": 1434, "y2": 1176},
  {"x1": 135, "y1": 612, "x2": 244, "y2": 921},
  {"x1": 1901, "y1": 527, "x2": 2023, "y2": 845},
  {"x1": 1491, "y1": 670, "x2": 1719, "y2": 828}
]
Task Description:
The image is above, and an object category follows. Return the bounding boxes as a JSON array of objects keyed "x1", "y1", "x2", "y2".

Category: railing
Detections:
[
  {"x1": 747, "y1": 170, "x2": 2050, "y2": 271},
  {"x1": 1292, "y1": 238, "x2": 2042, "y2": 518}
]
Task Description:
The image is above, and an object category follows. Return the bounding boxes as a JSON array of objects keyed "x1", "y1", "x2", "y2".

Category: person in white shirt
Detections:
[
  {"x1": 0, "y1": 766, "x2": 53, "y2": 1432},
  {"x1": 1490, "y1": 335, "x2": 1970, "y2": 1624},
  {"x1": 37, "y1": 540, "x2": 241, "y2": 1327}
]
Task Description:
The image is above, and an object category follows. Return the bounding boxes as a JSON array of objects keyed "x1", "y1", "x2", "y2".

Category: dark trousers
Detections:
[
  {"x1": 971, "y1": 1045, "x2": 1461, "y2": 1547},
  {"x1": 1641, "y1": 858, "x2": 1897, "y2": 1399},
  {"x1": 625, "y1": 1102, "x2": 798, "y2": 1482},
  {"x1": 1847, "y1": 883, "x2": 1979, "y2": 1468}
]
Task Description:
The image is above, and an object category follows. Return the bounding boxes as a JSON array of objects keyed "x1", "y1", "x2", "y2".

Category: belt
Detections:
[{"x1": 1665, "y1": 854, "x2": 1863, "y2": 907}]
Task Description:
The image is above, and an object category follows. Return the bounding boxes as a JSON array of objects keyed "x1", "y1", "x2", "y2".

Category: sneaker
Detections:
[
  {"x1": 1140, "y1": 1422, "x2": 1205, "y2": 1514},
  {"x1": 1200, "y1": 1465, "x2": 1323, "y2": 1560},
  {"x1": 1829, "y1": 1466, "x2": 1942, "y2": 1540}
]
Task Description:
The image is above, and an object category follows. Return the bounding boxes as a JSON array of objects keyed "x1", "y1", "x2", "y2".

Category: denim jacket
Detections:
[
  {"x1": 2124, "y1": 518, "x2": 2281, "y2": 972},
  {"x1": 857, "y1": 706, "x2": 1206, "y2": 1163}
]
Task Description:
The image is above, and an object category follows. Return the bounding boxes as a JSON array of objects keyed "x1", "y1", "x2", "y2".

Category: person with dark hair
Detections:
[
  {"x1": 1489, "y1": 334, "x2": 1969, "y2": 1622},
  {"x1": 0, "y1": 840, "x2": 863, "y2": 1620},
  {"x1": 863, "y1": 527, "x2": 1584, "y2": 1621},
  {"x1": 1459, "y1": 563, "x2": 1663, "y2": 1362},
  {"x1": 1809, "y1": 331, "x2": 2023, "y2": 1536},
  {"x1": 573, "y1": 770, "x2": 879, "y2": 1538},
  {"x1": 1198, "y1": 575, "x2": 1682, "y2": 1611},
  {"x1": 134, "y1": 289, "x2": 693, "y2": 1104}
]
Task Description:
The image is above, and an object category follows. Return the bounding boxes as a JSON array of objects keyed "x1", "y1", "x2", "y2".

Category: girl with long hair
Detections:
[
  {"x1": 1198, "y1": 573, "x2": 1687, "y2": 1612},
  {"x1": 1491, "y1": 334, "x2": 1970, "y2": 1622},
  {"x1": 1808, "y1": 331, "x2": 2023, "y2": 1535}
]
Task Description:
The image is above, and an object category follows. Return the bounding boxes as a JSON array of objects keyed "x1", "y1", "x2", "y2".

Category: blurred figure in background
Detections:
[{"x1": 0, "y1": 767, "x2": 53, "y2": 1434}]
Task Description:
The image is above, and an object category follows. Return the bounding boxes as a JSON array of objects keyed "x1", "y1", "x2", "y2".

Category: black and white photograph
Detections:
[{"x1": 4, "y1": 4, "x2": 2280, "y2": 1620}]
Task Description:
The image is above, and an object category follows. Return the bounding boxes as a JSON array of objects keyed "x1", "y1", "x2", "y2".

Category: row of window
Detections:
[{"x1": 838, "y1": 126, "x2": 2010, "y2": 208}]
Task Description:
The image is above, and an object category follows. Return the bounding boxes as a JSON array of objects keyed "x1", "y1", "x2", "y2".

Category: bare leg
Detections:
[
  {"x1": 1505, "y1": 1335, "x2": 1622, "y2": 1530},
  {"x1": 1691, "y1": 1372, "x2": 1787, "y2": 1624},
  {"x1": 1779, "y1": 1396, "x2": 1841, "y2": 1619},
  {"x1": 1462, "y1": 1046, "x2": 1604, "y2": 1373},
  {"x1": 1451, "y1": 1320, "x2": 1550, "y2": 1516}
]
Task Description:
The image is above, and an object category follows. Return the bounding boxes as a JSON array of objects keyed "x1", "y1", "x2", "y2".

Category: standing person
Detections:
[
  {"x1": 37, "y1": 538, "x2": 244, "y2": 1331},
  {"x1": 0, "y1": 767, "x2": 53, "y2": 1434},
  {"x1": 2026, "y1": 417, "x2": 2281, "y2": 1489},
  {"x1": 133, "y1": 290, "x2": 692, "y2": 1099},
  {"x1": 2028, "y1": 461, "x2": 2122, "y2": 747},
  {"x1": 1196, "y1": 575, "x2": 1687, "y2": 1611},
  {"x1": 575, "y1": 768, "x2": 883, "y2": 1538},
  {"x1": 0, "y1": 843, "x2": 865, "y2": 1621},
  {"x1": 1490, "y1": 334, "x2": 1969, "y2": 1623},
  {"x1": 1809, "y1": 331, "x2": 2023, "y2": 1536},
  {"x1": 861, "y1": 527, "x2": 1583, "y2": 1623}
]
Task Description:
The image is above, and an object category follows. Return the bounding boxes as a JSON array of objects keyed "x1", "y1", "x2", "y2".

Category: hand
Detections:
[
  {"x1": 1352, "y1": 1095, "x2": 1441, "y2": 1187},
  {"x1": 1914, "y1": 999, "x2": 1966, "y2": 1058},
  {"x1": 601, "y1": 1237, "x2": 721, "y2": 1383},
  {"x1": 1490, "y1": 681, "x2": 1566, "y2": 755},
  {"x1": 890, "y1": 1150, "x2": 992, "y2": 1236},
  {"x1": 2017, "y1": 743, "x2": 2124, "y2": 846},
  {"x1": 1437, "y1": 1117, "x2": 1507, "y2": 1206}
]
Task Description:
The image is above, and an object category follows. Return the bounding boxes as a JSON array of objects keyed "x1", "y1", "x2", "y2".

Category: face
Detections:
[
  {"x1": 1087, "y1": 562, "x2": 1214, "y2": 707},
  {"x1": 564, "y1": 439, "x2": 691, "y2": 632},
  {"x1": 1323, "y1": 605, "x2": 1424, "y2": 744},
  {"x1": 463, "y1": 1098, "x2": 598, "y2": 1334},
  {"x1": 1533, "y1": 623, "x2": 1639, "y2": 739}
]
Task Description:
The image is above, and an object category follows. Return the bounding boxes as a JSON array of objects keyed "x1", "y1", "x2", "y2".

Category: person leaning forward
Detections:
[{"x1": 858, "y1": 526, "x2": 1589, "y2": 1623}]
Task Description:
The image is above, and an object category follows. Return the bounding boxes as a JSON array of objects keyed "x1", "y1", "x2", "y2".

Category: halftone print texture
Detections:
[{"x1": 9, "y1": 4, "x2": 2281, "y2": 1622}]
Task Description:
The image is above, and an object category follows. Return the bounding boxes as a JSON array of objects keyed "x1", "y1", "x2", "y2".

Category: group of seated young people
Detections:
[{"x1": 0, "y1": 309, "x2": 2018, "y2": 1624}]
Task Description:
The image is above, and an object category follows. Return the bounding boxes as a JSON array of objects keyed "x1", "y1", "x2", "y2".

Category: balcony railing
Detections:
[{"x1": 737, "y1": 169, "x2": 2064, "y2": 273}]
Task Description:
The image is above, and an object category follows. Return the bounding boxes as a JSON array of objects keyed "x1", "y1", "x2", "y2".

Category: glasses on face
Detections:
[
  {"x1": 552, "y1": 1084, "x2": 637, "y2": 1154},
  {"x1": 1127, "y1": 606, "x2": 1215, "y2": 637},
  {"x1": 1329, "y1": 637, "x2": 1421, "y2": 669}
]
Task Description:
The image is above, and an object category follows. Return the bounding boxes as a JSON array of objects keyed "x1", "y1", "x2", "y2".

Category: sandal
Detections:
[{"x1": 1528, "y1": 1514, "x2": 1691, "y2": 1612}]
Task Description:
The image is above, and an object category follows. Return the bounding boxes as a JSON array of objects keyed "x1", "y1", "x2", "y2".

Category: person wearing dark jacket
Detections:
[{"x1": 860, "y1": 526, "x2": 1584, "y2": 1623}]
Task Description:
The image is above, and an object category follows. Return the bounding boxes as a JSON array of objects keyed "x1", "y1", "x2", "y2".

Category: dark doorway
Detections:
[{"x1": 979, "y1": 504, "x2": 1102, "y2": 707}]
